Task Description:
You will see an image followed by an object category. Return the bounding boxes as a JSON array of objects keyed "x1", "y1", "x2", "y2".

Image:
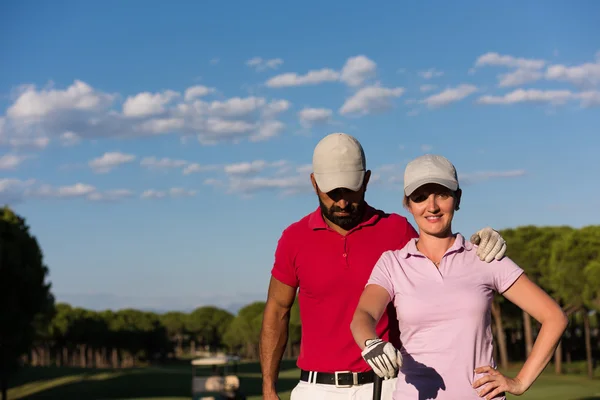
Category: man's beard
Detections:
[{"x1": 319, "y1": 199, "x2": 366, "y2": 231}]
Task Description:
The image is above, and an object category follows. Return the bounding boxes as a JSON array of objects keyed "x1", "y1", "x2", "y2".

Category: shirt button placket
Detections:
[{"x1": 343, "y1": 237, "x2": 349, "y2": 267}]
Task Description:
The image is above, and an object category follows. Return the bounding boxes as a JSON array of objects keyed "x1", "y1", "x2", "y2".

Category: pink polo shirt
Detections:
[{"x1": 367, "y1": 233, "x2": 524, "y2": 399}]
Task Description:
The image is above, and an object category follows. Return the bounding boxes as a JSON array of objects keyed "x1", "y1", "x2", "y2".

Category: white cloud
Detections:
[
  {"x1": 0, "y1": 153, "x2": 30, "y2": 170},
  {"x1": 89, "y1": 152, "x2": 136, "y2": 173},
  {"x1": 298, "y1": 107, "x2": 333, "y2": 127},
  {"x1": 418, "y1": 68, "x2": 444, "y2": 79},
  {"x1": 421, "y1": 84, "x2": 478, "y2": 108},
  {"x1": 246, "y1": 57, "x2": 284, "y2": 71},
  {"x1": 224, "y1": 160, "x2": 268, "y2": 175},
  {"x1": 497, "y1": 69, "x2": 543, "y2": 87},
  {"x1": 266, "y1": 69, "x2": 340, "y2": 88},
  {"x1": 545, "y1": 60, "x2": 600, "y2": 88},
  {"x1": 262, "y1": 99, "x2": 290, "y2": 118},
  {"x1": 32, "y1": 183, "x2": 97, "y2": 198},
  {"x1": 250, "y1": 120, "x2": 285, "y2": 142},
  {"x1": 340, "y1": 55, "x2": 377, "y2": 87},
  {"x1": 169, "y1": 187, "x2": 197, "y2": 197},
  {"x1": 1, "y1": 80, "x2": 290, "y2": 147},
  {"x1": 60, "y1": 131, "x2": 81, "y2": 146},
  {"x1": 184, "y1": 85, "x2": 215, "y2": 101},
  {"x1": 136, "y1": 117, "x2": 185, "y2": 134},
  {"x1": 122, "y1": 90, "x2": 180, "y2": 118},
  {"x1": 475, "y1": 53, "x2": 600, "y2": 89},
  {"x1": 203, "y1": 160, "x2": 311, "y2": 197},
  {"x1": 182, "y1": 163, "x2": 218, "y2": 175},
  {"x1": 475, "y1": 52, "x2": 546, "y2": 70},
  {"x1": 420, "y1": 84, "x2": 437, "y2": 93},
  {"x1": 474, "y1": 52, "x2": 547, "y2": 88},
  {"x1": 0, "y1": 178, "x2": 135, "y2": 204},
  {"x1": 577, "y1": 90, "x2": 600, "y2": 107},
  {"x1": 222, "y1": 160, "x2": 285, "y2": 175},
  {"x1": 140, "y1": 157, "x2": 188, "y2": 170},
  {"x1": 339, "y1": 85, "x2": 405, "y2": 116},
  {"x1": 87, "y1": 189, "x2": 134, "y2": 202},
  {"x1": 476, "y1": 89, "x2": 600, "y2": 107},
  {"x1": 141, "y1": 188, "x2": 197, "y2": 199},
  {"x1": 421, "y1": 144, "x2": 432, "y2": 152},
  {"x1": 141, "y1": 189, "x2": 166, "y2": 199},
  {"x1": 0, "y1": 178, "x2": 36, "y2": 203},
  {"x1": 266, "y1": 55, "x2": 377, "y2": 88},
  {"x1": 6, "y1": 80, "x2": 115, "y2": 118},
  {"x1": 210, "y1": 57, "x2": 220, "y2": 65},
  {"x1": 213, "y1": 97, "x2": 270, "y2": 117}
]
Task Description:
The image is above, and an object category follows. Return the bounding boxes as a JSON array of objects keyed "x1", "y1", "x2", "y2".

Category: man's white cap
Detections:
[
  {"x1": 403, "y1": 154, "x2": 459, "y2": 196},
  {"x1": 312, "y1": 133, "x2": 366, "y2": 193}
]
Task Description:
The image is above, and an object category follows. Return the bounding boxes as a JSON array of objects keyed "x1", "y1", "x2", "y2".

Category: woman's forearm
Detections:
[
  {"x1": 515, "y1": 312, "x2": 568, "y2": 390},
  {"x1": 350, "y1": 309, "x2": 380, "y2": 350}
]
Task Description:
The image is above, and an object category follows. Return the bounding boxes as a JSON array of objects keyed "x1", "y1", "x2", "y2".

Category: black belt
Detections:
[{"x1": 300, "y1": 369, "x2": 376, "y2": 387}]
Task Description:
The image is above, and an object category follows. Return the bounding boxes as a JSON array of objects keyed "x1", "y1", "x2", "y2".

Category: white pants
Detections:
[{"x1": 290, "y1": 378, "x2": 396, "y2": 400}]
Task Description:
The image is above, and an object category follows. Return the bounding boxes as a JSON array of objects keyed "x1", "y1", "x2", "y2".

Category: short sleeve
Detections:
[
  {"x1": 366, "y1": 251, "x2": 397, "y2": 300},
  {"x1": 492, "y1": 257, "x2": 525, "y2": 294},
  {"x1": 270, "y1": 229, "x2": 299, "y2": 288}
]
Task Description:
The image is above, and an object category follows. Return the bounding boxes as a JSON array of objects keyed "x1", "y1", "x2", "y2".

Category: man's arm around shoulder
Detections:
[{"x1": 260, "y1": 276, "x2": 297, "y2": 400}]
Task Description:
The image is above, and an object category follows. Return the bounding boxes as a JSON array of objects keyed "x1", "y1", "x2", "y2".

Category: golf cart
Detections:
[{"x1": 191, "y1": 355, "x2": 243, "y2": 400}]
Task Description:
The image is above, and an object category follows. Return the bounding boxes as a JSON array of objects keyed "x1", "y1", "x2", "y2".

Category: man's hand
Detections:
[
  {"x1": 473, "y1": 365, "x2": 527, "y2": 399},
  {"x1": 361, "y1": 338, "x2": 402, "y2": 379},
  {"x1": 470, "y1": 227, "x2": 507, "y2": 262}
]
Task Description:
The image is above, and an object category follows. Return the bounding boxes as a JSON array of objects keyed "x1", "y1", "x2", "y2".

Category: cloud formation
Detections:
[
  {"x1": 266, "y1": 55, "x2": 377, "y2": 88},
  {"x1": 89, "y1": 152, "x2": 136, "y2": 173},
  {"x1": 340, "y1": 86, "x2": 405, "y2": 115},
  {"x1": 477, "y1": 89, "x2": 600, "y2": 107},
  {"x1": 246, "y1": 57, "x2": 284, "y2": 72},
  {"x1": 1, "y1": 80, "x2": 291, "y2": 149},
  {"x1": 421, "y1": 84, "x2": 478, "y2": 108},
  {"x1": 298, "y1": 107, "x2": 333, "y2": 128}
]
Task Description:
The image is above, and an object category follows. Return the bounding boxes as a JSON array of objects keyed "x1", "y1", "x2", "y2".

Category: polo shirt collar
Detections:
[
  {"x1": 308, "y1": 202, "x2": 380, "y2": 232},
  {"x1": 398, "y1": 232, "x2": 471, "y2": 258}
]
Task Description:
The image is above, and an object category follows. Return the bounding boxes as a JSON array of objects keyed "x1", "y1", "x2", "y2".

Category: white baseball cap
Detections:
[
  {"x1": 312, "y1": 133, "x2": 366, "y2": 193},
  {"x1": 403, "y1": 154, "x2": 459, "y2": 196}
]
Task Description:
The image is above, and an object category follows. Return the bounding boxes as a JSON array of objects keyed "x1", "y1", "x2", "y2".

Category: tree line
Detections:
[{"x1": 1, "y1": 206, "x2": 599, "y2": 400}]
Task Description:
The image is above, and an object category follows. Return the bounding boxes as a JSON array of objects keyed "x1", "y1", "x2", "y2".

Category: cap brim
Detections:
[
  {"x1": 314, "y1": 171, "x2": 365, "y2": 193},
  {"x1": 404, "y1": 178, "x2": 458, "y2": 196}
]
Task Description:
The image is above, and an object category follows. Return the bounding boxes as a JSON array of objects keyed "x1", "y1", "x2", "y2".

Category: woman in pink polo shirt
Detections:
[{"x1": 350, "y1": 154, "x2": 568, "y2": 400}]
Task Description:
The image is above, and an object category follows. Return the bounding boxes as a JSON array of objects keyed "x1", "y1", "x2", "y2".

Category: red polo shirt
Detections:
[{"x1": 271, "y1": 203, "x2": 418, "y2": 373}]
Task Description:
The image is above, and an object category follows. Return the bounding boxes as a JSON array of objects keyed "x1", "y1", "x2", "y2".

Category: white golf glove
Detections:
[
  {"x1": 470, "y1": 227, "x2": 507, "y2": 262},
  {"x1": 361, "y1": 338, "x2": 402, "y2": 379}
]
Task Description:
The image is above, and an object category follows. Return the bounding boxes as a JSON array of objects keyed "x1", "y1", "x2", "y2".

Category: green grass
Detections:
[{"x1": 6, "y1": 360, "x2": 600, "y2": 400}]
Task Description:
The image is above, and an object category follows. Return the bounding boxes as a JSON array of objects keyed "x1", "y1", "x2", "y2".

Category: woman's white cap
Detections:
[{"x1": 404, "y1": 154, "x2": 459, "y2": 196}]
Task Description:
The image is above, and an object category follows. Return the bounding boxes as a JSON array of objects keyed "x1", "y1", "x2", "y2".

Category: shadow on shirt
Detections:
[{"x1": 400, "y1": 352, "x2": 446, "y2": 400}]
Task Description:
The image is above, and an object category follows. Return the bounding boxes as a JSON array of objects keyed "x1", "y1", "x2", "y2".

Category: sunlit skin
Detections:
[
  {"x1": 405, "y1": 183, "x2": 461, "y2": 265},
  {"x1": 310, "y1": 171, "x2": 371, "y2": 236}
]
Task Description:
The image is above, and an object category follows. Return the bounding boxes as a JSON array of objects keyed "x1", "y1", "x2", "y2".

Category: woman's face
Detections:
[{"x1": 406, "y1": 183, "x2": 460, "y2": 238}]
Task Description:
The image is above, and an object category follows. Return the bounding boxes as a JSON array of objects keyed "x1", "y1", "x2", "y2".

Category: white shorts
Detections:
[{"x1": 290, "y1": 377, "x2": 397, "y2": 400}]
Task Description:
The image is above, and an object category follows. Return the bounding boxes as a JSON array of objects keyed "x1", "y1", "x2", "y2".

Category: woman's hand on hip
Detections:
[{"x1": 473, "y1": 365, "x2": 527, "y2": 399}]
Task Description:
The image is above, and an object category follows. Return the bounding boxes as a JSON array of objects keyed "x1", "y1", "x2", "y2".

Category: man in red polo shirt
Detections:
[{"x1": 259, "y1": 133, "x2": 507, "y2": 400}]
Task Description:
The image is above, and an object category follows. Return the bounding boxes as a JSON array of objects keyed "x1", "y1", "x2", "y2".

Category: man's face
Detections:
[{"x1": 311, "y1": 171, "x2": 370, "y2": 231}]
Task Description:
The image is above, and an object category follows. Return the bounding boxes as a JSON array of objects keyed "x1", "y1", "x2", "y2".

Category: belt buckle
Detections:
[{"x1": 334, "y1": 371, "x2": 358, "y2": 387}]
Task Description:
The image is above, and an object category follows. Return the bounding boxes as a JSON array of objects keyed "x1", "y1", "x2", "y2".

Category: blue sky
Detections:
[{"x1": 1, "y1": 0, "x2": 599, "y2": 313}]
